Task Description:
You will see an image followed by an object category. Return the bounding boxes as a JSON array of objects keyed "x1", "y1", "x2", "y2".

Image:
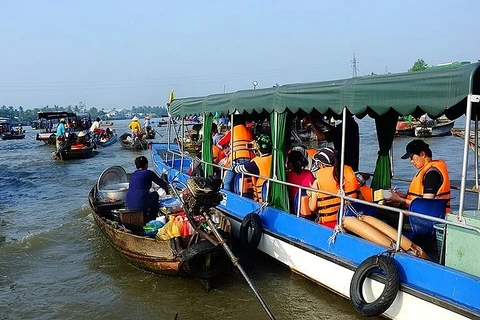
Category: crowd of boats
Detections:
[
  {"x1": 5, "y1": 62, "x2": 480, "y2": 319},
  {"x1": 0, "y1": 111, "x2": 163, "y2": 160}
]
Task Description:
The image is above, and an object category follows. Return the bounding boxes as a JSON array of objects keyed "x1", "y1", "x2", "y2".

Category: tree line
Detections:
[{"x1": 0, "y1": 104, "x2": 168, "y2": 124}]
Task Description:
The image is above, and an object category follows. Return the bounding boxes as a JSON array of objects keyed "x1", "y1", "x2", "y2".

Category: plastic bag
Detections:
[
  {"x1": 156, "y1": 216, "x2": 183, "y2": 240},
  {"x1": 143, "y1": 220, "x2": 165, "y2": 236}
]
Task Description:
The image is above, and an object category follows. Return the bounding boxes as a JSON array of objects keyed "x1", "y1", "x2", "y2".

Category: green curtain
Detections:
[
  {"x1": 202, "y1": 114, "x2": 213, "y2": 176},
  {"x1": 269, "y1": 111, "x2": 290, "y2": 211},
  {"x1": 371, "y1": 110, "x2": 398, "y2": 189}
]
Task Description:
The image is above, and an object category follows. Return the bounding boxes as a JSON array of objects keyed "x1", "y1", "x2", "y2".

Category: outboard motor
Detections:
[{"x1": 182, "y1": 176, "x2": 223, "y2": 216}]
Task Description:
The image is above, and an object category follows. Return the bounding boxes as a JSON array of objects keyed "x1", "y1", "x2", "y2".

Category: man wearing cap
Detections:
[
  {"x1": 234, "y1": 134, "x2": 273, "y2": 203},
  {"x1": 388, "y1": 139, "x2": 450, "y2": 210},
  {"x1": 55, "y1": 118, "x2": 67, "y2": 151}
]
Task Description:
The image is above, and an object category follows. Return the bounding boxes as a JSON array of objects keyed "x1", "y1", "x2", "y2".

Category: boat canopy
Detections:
[
  {"x1": 37, "y1": 111, "x2": 77, "y2": 120},
  {"x1": 169, "y1": 62, "x2": 480, "y2": 119}
]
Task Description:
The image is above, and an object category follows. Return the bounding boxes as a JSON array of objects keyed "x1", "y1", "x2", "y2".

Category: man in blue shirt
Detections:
[
  {"x1": 55, "y1": 118, "x2": 67, "y2": 151},
  {"x1": 126, "y1": 156, "x2": 167, "y2": 224}
]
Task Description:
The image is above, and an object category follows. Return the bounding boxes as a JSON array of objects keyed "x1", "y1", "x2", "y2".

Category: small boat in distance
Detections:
[
  {"x1": 1, "y1": 130, "x2": 26, "y2": 140},
  {"x1": 415, "y1": 116, "x2": 455, "y2": 137},
  {"x1": 396, "y1": 115, "x2": 455, "y2": 137},
  {"x1": 118, "y1": 132, "x2": 148, "y2": 150},
  {"x1": 100, "y1": 121, "x2": 114, "y2": 126}
]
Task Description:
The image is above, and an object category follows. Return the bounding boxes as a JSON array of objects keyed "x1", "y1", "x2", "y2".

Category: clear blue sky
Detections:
[{"x1": 1, "y1": 0, "x2": 479, "y2": 109}]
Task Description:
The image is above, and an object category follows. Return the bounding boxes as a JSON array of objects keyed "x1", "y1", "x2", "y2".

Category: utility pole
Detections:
[{"x1": 351, "y1": 53, "x2": 358, "y2": 77}]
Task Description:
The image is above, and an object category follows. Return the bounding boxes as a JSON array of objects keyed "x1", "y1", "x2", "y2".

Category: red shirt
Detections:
[{"x1": 286, "y1": 170, "x2": 315, "y2": 201}]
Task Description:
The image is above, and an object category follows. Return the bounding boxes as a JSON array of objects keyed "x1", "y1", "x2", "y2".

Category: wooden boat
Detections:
[
  {"x1": 144, "y1": 129, "x2": 156, "y2": 140},
  {"x1": 396, "y1": 119, "x2": 418, "y2": 136},
  {"x1": 53, "y1": 143, "x2": 95, "y2": 160},
  {"x1": 396, "y1": 116, "x2": 455, "y2": 137},
  {"x1": 88, "y1": 166, "x2": 231, "y2": 279},
  {"x1": 96, "y1": 132, "x2": 118, "y2": 147},
  {"x1": 119, "y1": 132, "x2": 149, "y2": 150},
  {"x1": 1, "y1": 131, "x2": 26, "y2": 140},
  {"x1": 451, "y1": 128, "x2": 480, "y2": 156},
  {"x1": 415, "y1": 117, "x2": 455, "y2": 137},
  {"x1": 150, "y1": 62, "x2": 480, "y2": 319},
  {"x1": 100, "y1": 121, "x2": 114, "y2": 126}
]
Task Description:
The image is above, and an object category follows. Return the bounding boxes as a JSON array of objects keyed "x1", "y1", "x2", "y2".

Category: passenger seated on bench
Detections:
[
  {"x1": 234, "y1": 134, "x2": 272, "y2": 203},
  {"x1": 308, "y1": 147, "x2": 360, "y2": 228},
  {"x1": 386, "y1": 139, "x2": 450, "y2": 209},
  {"x1": 126, "y1": 156, "x2": 168, "y2": 224},
  {"x1": 286, "y1": 150, "x2": 315, "y2": 219},
  {"x1": 382, "y1": 139, "x2": 451, "y2": 229}
]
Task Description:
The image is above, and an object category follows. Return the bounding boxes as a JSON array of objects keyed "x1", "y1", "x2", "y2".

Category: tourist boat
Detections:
[
  {"x1": 149, "y1": 62, "x2": 480, "y2": 319},
  {"x1": 451, "y1": 127, "x2": 480, "y2": 156},
  {"x1": 88, "y1": 166, "x2": 231, "y2": 280},
  {"x1": 35, "y1": 111, "x2": 77, "y2": 145},
  {"x1": 119, "y1": 132, "x2": 149, "y2": 150}
]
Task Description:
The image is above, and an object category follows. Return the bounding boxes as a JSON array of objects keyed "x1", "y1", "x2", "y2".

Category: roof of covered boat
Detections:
[{"x1": 169, "y1": 61, "x2": 480, "y2": 119}]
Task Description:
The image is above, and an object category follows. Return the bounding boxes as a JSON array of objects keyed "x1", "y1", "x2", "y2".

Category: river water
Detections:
[{"x1": 0, "y1": 117, "x2": 477, "y2": 320}]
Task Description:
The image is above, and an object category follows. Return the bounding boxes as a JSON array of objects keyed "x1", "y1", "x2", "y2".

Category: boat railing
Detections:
[{"x1": 160, "y1": 148, "x2": 480, "y2": 253}]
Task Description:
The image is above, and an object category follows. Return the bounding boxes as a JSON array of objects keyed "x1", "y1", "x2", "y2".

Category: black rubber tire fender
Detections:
[
  {"x1": 179, "y1": 241, "x2": 228, "y2": 280},
  {"x1": 239, "y1": 213, "x2": 262, "y2": 249},
  {"x1": 349, "y1": 255, "x2": 400, "y2": 317}
]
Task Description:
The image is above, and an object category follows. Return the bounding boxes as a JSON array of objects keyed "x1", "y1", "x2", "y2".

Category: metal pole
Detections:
[
  {"x1": 337, "y1": 108, "x2": 347, "y2": 225},
  {"x1": 475, "y1": 115, "x2": 479, "y2": 209},
  {"x1": 458, "y1": 94, "x2": 480, "y2": 219},
  {"x1": 203, "y1": 213, "x2": 276, "y2": 320}
]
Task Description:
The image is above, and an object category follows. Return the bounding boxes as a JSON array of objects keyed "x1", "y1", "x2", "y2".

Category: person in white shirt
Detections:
[{"x1": 90, "y1": 117, "x2": 101, "y2": 133}]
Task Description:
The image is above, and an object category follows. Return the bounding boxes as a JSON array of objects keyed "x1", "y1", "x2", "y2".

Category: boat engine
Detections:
[{"x1": 182, "y1": 176, "x2": 223, "y2": 216}]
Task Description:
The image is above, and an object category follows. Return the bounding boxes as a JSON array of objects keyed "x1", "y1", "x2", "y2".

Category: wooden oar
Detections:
[
  {"x1": 168, "y1": 180, "x2": 276, "y2": 319},
  {"x1": 201, "y1": 211, "x2": 276, "y2": 320}
]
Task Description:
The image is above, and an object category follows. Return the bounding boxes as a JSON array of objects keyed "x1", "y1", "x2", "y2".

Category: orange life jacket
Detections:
[
  {"x1": 359, "y1": 185, "x2": 373, "y2": 202},
  {"x1": 212, "y1": 144, "x2": 222, "y2": 164},
  {"x1": 251, "y1": 155, "x2": 272, "y2": 203},
  {"x1": 406, "y1": 160, "x2": 451, "y2": 212},
  {"x1": 305, "y1": 148, "x2": 317, "y2": 160},
  {"x1": 315, "y1": 165, "x2": 359, "y2": 224},
  {"x1": 224, "y1": 124, "x2": 255, "y2": 168}
]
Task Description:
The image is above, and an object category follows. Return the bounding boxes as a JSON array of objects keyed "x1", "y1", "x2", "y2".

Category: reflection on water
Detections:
[{"x1": 0, "y1": 117, "x2": 476, "y2": 319}]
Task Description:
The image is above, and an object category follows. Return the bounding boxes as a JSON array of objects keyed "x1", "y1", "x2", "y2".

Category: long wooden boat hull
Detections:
[
  {"x1": 415, "y1": 119, "x2": 455, "y2": 137},
  {"x1": 150, "y1": 142, "x2": 480, "y2": 320},
  {"x1": 92, "y1": 212, "x2": 180, "y2": 275},
  {"x1": 1, "y1": 133, "x2": 26, "y2": 140},
  {"x1": 54, "y1": 144, "x2": 95, "y2": 160},
  {"x1": 451, "y1": 128, "x2": 480, "y2": 156},
  {"x1": 89, "y1": 181, "x2": 231, "y2": 279}
]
